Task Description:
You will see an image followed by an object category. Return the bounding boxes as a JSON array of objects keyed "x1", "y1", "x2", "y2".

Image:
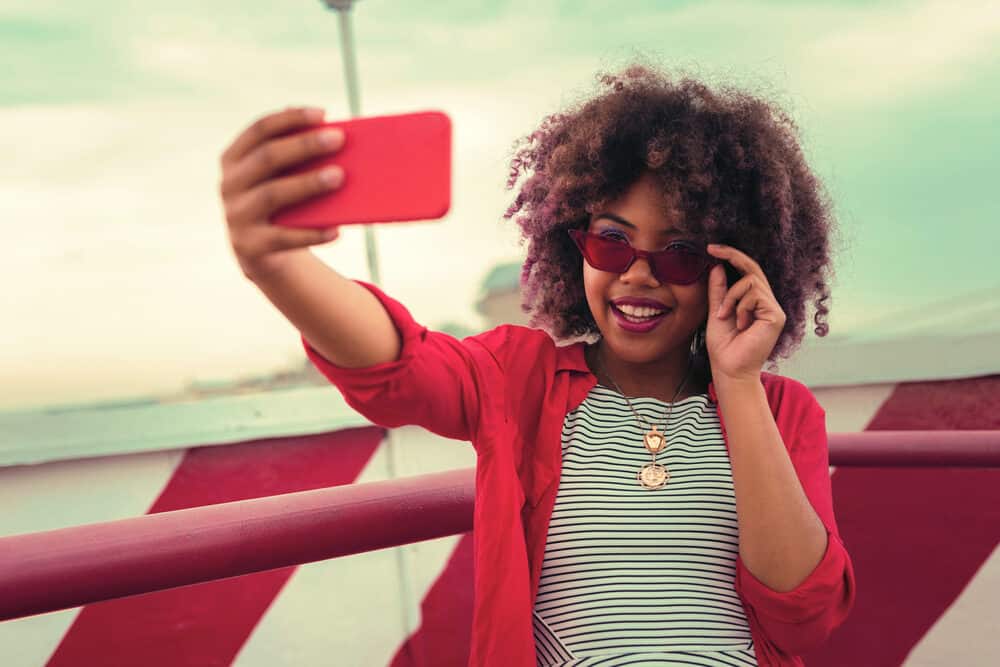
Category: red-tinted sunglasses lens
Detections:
[
  {"x1": 568, "y1": 229, "x2": 710, "y2": 285},
  {"x1": 649, "y1": 245, "x2": 709, "y2": 285},
  {"x1": 570, "y1": 230, "x2": 633, "y2": 272}
]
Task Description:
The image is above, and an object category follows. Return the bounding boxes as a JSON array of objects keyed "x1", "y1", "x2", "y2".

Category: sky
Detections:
[{"x1": 1, "y1": 0, "x2": 999, "y2": 412}]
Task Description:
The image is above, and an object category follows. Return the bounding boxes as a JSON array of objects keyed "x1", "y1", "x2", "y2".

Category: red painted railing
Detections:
[{"x1": 1, "y1": 430, "x2": 998, "y2": 621}]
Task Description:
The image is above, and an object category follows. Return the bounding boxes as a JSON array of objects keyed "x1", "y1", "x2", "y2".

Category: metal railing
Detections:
[{"x1": 2, "y1": 430, "x2": 998, "y2": 621}]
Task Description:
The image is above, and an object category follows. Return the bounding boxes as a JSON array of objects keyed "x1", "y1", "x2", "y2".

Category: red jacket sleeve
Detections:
[
  {"x1": 734, "y1": 383, "x2": 857, "y2": 656},
  {"x1": 300, "y1": 280, "x2": 503, "y2": 445}
]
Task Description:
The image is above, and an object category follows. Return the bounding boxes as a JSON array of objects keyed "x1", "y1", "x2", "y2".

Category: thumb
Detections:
[{"x1": 270, "y1": 225, "x2": 339, "y2": 251}]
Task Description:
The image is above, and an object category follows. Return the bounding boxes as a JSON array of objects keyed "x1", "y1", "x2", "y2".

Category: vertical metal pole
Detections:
[
  {"x1": 323, "y1": 0, "x2": 414, "y2": 638},
  {"x1": 335, "y1": 9, "x2": 361, "y2": 118},
  {"x1": 333, "y1": 5, "x2": 381, "y2": 287}
]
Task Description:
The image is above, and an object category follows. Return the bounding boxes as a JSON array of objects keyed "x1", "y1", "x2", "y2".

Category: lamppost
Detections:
[
  {"x1": 319, "y1": 0, "x2": 416, "y2": 638},
  {"x1": 320, "y1": 0, "x2": 379, "y2": 286}
]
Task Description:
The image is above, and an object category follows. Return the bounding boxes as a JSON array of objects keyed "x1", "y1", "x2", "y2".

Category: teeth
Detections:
[{"x1": 616, "y1": 303, "x2": 665, "y2": 318}]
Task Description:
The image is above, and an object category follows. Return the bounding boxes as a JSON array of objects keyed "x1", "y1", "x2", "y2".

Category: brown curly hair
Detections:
[{"x1": 503, "y1": 62, "x2": 838, "y2": 364}]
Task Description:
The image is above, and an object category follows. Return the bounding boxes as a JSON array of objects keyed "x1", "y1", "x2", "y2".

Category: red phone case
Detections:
[{"x1": 272, "y1": 110, "x2": 451, "y2": 228}]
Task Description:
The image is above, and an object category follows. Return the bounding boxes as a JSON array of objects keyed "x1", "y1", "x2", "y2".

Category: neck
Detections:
[{"x1": 589, "y1": 340, "x2": 708, "y2": 403}]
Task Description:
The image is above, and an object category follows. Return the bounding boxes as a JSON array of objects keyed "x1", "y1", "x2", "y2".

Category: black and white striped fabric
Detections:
[{"x1": 532, "y1": 384, "x2": 758, "y2": 666}]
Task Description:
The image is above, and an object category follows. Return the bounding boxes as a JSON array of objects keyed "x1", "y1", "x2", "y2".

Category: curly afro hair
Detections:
[{"x1": 503, "y1": 62, "x2": 838, "y2": 365}]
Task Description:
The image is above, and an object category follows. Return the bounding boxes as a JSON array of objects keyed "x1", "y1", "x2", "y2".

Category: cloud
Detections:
[{"x1": 801, "y1": 0, "x2": 1000, "y2": 105}]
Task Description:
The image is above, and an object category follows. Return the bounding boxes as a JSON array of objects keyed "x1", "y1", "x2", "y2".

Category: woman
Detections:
[{"x1": 218, "y1": 63, "x2": 856, "y2": 666}]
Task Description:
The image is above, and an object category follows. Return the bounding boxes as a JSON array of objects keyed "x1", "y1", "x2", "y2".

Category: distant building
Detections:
[{"x1": 475, "y1": 261, "x2": 529, "y2": 328}]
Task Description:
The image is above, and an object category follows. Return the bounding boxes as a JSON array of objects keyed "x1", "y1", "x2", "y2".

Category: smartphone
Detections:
[{"x1": 272, "y1": 110, "x2": 451, "y2": 228}]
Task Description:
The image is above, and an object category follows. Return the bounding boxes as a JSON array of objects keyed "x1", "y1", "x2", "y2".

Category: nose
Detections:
[{"x1": 619, "y1": 254, "x2": 660, "y2": 287}]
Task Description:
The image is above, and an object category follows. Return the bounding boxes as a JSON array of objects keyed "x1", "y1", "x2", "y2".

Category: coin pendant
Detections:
[{"x1": 638, "y1": 463, "x2": 668, "y2": 489}]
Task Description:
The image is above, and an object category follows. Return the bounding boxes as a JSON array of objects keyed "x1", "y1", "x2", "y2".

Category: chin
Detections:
[{"x1": 600, "y1": 329, "x2": 679, "y2": 364}]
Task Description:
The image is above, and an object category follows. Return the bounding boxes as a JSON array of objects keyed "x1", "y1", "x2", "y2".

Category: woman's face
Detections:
[{"x1": 583, "y1": 171, "x2": 710, "y2": 367}]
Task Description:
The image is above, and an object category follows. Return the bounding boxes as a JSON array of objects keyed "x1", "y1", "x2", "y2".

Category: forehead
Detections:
[
  {"x1": 588, "y1": 212, "x2": 691, "y2": 237},
  {"x1": 586, "y1": 172, "x2": 691, "y2": 234}
]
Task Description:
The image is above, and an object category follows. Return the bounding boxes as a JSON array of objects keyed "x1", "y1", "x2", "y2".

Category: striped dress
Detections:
[{"x1": 532, "y1": 384, "x2": 758, "y2": 666}]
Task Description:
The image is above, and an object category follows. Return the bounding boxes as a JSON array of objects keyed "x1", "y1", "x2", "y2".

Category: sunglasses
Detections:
[{"x1": 567, "y1": 229, "x2": 718, "y2": 285}]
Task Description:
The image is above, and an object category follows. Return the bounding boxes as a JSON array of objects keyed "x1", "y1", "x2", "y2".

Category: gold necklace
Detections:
[{"x1": 595, "y1": 350, "x2": 693, "y2": 490}]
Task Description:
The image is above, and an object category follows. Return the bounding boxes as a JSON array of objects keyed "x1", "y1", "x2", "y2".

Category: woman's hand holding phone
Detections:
[
  {"x1": 215, "y1": 105, "x2": 404, "y2": 369},
  {"x1": 218, "y1": 106, "x2": 345, "y2": 282}
]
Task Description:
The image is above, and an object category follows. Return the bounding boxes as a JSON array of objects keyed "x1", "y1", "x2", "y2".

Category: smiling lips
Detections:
[{"x1": 609, "y1": 297, "x2": 671, "y2": 333}]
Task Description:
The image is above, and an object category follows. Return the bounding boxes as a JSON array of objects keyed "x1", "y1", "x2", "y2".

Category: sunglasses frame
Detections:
[{"x1": 567, "y1": 228, "x2": 719, "y2": 286}]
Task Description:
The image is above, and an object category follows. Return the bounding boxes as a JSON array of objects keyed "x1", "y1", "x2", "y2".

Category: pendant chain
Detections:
[{"x1": 594, "y1": 348, "x2": 694, "y2": 489}]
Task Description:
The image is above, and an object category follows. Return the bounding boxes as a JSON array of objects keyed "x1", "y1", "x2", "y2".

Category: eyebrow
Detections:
[{"x1": 592, "y1": 213, "x2": 689, "y2": 236}]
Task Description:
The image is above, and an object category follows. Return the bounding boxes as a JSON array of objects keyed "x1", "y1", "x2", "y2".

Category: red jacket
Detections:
[{"x1": 303, "y1": 281, "x2": 856, "y2": 666}]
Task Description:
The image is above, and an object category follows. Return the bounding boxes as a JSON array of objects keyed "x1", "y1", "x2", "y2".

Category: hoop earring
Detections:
[{"x1": 689, "y1": 325, "x2": 706, "y2": 360}]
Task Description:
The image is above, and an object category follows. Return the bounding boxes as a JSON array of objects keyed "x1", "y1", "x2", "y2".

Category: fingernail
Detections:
[
  {"x1": 319, "y1": 129, "x2": 343, "y2": 147},
  {"x1": 319, "y1": 166, "x2": 343, "y2": 186},
  {"x1": 304, "y1": 107, "x2": 326, "y2": 121}
]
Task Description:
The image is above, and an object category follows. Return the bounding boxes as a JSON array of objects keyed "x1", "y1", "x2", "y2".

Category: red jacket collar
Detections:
[{"x1": 554, "y1": 339, "x2": 593, "y2": 373}]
